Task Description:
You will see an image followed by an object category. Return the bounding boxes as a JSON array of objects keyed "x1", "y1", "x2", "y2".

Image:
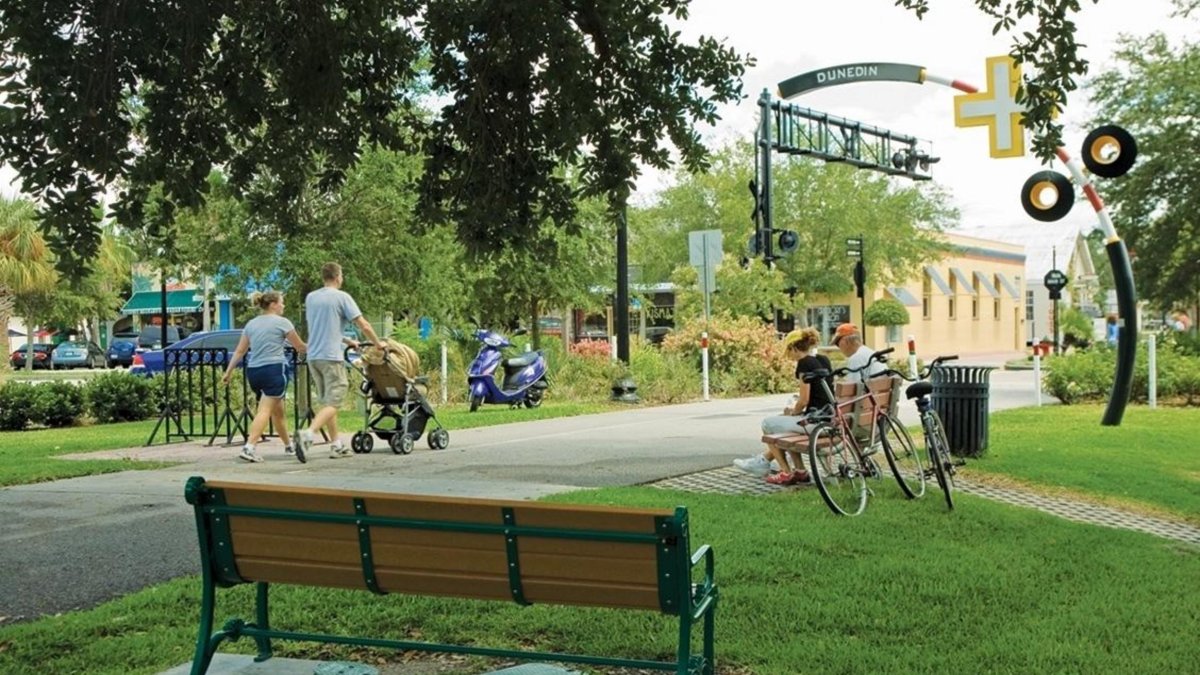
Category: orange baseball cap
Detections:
[{"x1": 832, "y1": 323, "x2": 859, "y2": 346}]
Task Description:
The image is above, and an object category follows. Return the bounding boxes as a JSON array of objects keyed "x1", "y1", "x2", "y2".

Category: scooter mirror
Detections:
[{"x1": 513, "y1": 328, "x2": 528, "y2": 337}]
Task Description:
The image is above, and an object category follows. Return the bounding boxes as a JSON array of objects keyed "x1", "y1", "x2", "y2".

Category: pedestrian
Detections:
[
  {"x1": 1105, "y1": 314, "x2": 1119, "y2": 346},
  {"x1": 299, "y1": 262, "x2": 381, "y2": 459},
  {"x1": 832, "y1": 323, "x2": 886, "y2": 383},
  {"x1": 222, "y1": 291, "x2": 307, "y2": 463},
  {"x1": 732, "y1": 327, "x2": 832, "y2": 485}
]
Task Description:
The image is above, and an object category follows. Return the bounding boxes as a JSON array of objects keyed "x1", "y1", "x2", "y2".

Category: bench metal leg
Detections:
[
  {"x1": 252, "y1": 582, "x2": 274, "y2": 662},
  {"x1": 702, "y1": 591, "x2": 717, "y2": 675},
  {"x1": 675, "y1": 611, "x2": 692, "y2": 675},
  {"x1": 189, "y1": 574, "x2": 218, "y2": 675}
]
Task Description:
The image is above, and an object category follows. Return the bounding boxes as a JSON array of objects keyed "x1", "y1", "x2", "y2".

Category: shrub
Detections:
[
  {"x1": 663, "y1": 314, "x2": 792, "y2": 396},
  {"x1": 571, "y1": 339, "x2": 612, "y2": 359},
  {"x1": 1043, "y1": 341, "x2": 1200, "y2": 405},
  {"x1": 0, "y1": 381, "x2": 40, "y2": 431},
  {"x1": 864, "y1": 298, "x2": 910, "y2": 328},
  {"x1": 33, "y1": 381, "x2": 85, "y2": 428},
  {"x1": 85, "y1": 372, "x2": 158, "y2": 423},
  {"x1": 627, "y1": 347, "x2": 700, "y2": 404}
]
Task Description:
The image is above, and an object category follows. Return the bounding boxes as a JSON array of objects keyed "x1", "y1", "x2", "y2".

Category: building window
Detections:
[
  {"x1": 972, "y1": 276, "x2": 981, "y2": 320},
  {"x1": 994, "y1": 299, "x2": 1001, "y2": 320},
  {"x1": 922, "y1": 275, "x2": 932, "y2": 320},
  {"x1": 886, "y1": 324, "x2": 902, "y2": 343},
  {"x1": 1025, "y1": 290, "x2": 1034, "y2": 321},
  {"x1": 948, "y1": 271, "x2": 957, "y2": 320}
]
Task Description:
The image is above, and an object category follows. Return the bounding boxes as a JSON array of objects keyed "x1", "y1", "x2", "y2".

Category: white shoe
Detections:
[
  {"x1": 238, "y1": 446, "x2": 263, "y2": 463},
  {"x1": 329, "y1": 442, "x2": 352, "y2": 459},
  {"x1": 300, "y1": 430, "x2": 314, "y2": 457},
  {"x1": 283, "y1": 443, "x2": 295, "y2": 455},
  {"x1": 733, "y1": 455, "x2": 772, "y2": 477}
]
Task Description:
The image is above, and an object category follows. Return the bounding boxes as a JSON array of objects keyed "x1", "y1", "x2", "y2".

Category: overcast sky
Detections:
[
  {"x1": 645, "y1": 0, "x2": 1194, "y2": 239},
  {"x1": 3, "y1": 1, "x2": 1192, "y2": 243}
]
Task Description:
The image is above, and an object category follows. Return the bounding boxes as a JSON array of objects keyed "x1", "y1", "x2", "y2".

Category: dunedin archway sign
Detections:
[{"x1": 765, "y1": 58, "x2": 1138, "y2": 426}]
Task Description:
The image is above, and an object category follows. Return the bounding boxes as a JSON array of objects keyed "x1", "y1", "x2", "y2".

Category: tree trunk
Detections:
[
  {"x1": 25, "y1": 317, "x2": 35, "y2": 371},
  {"x1": 529, "y1": 296, "x2": 541, "y2": 350},
  {"x1": 0, "y1": 290, "x2": 12, "y2": 382}
]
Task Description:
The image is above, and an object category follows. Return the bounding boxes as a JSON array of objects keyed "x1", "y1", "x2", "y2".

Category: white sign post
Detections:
[
  {"x1": 1148, "y1": 333, "x2": 1157, "y2": 409},
  {"x1": 689, "y1": 230, "x2": 722, "y2": 402}
]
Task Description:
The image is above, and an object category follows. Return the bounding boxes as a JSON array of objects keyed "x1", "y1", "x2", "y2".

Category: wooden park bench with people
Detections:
[
  {"x1": 183, "y1": 476, "x2": 717, "y2": 675},
  {"x1": 761, "y1": 376, "x2": 900, "y2": 457}
]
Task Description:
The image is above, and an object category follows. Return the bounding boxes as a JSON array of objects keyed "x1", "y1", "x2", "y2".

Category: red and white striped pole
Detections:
[
  {"x1": 907, "y1": 335, "x2": 918, "y2": 379},
  {"x1": 701, "y1": 332, "x2": 710, "y2": 401}
]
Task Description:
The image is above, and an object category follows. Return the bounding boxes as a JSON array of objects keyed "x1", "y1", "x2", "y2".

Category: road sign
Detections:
[
  {"x1": 846, "y1": 238, "x2": 863, "y2": 248},
  {"x1": 846, "y1": 249, "x2": 862, "y2": 258},
  {"x1": 1043, "y1": 269, "x2": 1068, "y2": 291},
  {"x1": 688, "y1": 230, "x2": 723, "y2": 267}
]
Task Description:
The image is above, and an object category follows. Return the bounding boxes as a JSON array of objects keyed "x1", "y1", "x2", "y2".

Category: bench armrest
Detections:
[{"x1": 689, "y1": 544, "x2": 716, "y2": 619}]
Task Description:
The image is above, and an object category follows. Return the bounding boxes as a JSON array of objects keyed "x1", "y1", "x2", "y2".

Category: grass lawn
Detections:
[
  {"x1": 965, "y1": 405, "x2": 1200, "y2": 523},
  {"x1": 0, "y1": 486, "x2": 1195, "y2": 674},
  {"x1": 0, "y1": 400, "x2": 616, "y2": 487}
]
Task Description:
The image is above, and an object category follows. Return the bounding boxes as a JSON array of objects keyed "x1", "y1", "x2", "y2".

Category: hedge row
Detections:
[
  {"x1": 0, "y1": 373, "x2": 158, "y2": 431},
  {"x1": 1044, "y1": 340, "x2": 1200, "y2": 405}
]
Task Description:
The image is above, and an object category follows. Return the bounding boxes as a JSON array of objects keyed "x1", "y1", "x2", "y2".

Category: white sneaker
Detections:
[
  {"x1": 329, "y1": 441, "x2": 352, "y2": 459},
  {"x1": 284, "y1": 441, "x2": 307, "y2": 464},
  {"x1": 238, "y1": 445, "x2": 263, "y2": 463},
  {"x1": 733, "y1": 455, "x2": 772, "y2": 477},
  {"x1": 300, "y1": 430, "x2": 314, "y2": 457}
]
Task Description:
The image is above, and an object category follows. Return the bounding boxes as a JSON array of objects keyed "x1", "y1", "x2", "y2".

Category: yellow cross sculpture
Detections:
[{"x1": 954, "y1": 56, "x2": 1027, "y2": 158}]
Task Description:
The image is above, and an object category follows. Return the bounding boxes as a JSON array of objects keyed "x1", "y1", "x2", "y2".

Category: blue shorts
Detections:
[{"x1": 246, "y1": 364, "x2": 288, "y2": 399}]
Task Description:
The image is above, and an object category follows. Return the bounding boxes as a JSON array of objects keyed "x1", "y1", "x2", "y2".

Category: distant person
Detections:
[
  {"x1": 300, "y1": 262, "x2": 381, "y2": 459},
  {"x1": 1170, "y1": 310, "x2": 1192, "y2": 333},
  {"x1": 1105, "y1": 314, "x2": 1119, "y2": 346},
  {"x1": 222, "y1": 291, "x2": 307, "y2": 463},
  {"x1": 833, "y1": 323, "x2": 886, "y2": 383},
  {"x1": 732, "y1": 327, "x2": 831, "y2": 485}
]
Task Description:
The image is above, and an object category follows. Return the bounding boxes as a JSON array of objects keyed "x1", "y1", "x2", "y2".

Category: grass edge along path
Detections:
[
  {"x1": 0, "y1": 400, "x2": 617, "y2": 488},
  {"x1": 964, "y1": 405, "x2": 1200, "y2": 525},
  {"x1": 0, "y1": 486, "x2": 1196, "y2": 675}
]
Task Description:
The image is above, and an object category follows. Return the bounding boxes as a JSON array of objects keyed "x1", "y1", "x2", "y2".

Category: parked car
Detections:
[
  {"x1": 50, "y1": 341, "x2": 107, "y2": 369},
  {"x1": 136, "y1": 325, "x2": 183, "y2": 351},
  {"x1": 9, "y1": 343, "x2": 56, "y2": 370},
  {"x1": 131, "y1": 329, "x2": 244, "y2": 377},
  {"x1": 106, "y1": 336, "x2": 140, "y2": 368}
]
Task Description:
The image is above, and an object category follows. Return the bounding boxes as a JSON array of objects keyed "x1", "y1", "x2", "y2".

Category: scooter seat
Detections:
[{"x1": 504, "y1": 352, "x2": 540, "y2": 369}]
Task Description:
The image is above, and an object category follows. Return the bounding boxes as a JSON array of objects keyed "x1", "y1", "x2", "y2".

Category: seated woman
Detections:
[{"x1": 732, "y1": 327, "x2": 832, "y2": 485}]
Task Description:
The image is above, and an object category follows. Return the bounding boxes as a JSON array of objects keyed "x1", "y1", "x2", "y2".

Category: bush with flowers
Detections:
[{"x1": 662, "y1": 314, "x2": 793, "y2": 395}]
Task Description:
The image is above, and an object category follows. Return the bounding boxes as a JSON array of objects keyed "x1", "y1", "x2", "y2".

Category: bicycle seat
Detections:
[
  {"x1": 905, "y1": 381, "x2": 933, "y2": 400},
  {"x1": 801, "y1": 369, "x2": 831, "y2": 384}
]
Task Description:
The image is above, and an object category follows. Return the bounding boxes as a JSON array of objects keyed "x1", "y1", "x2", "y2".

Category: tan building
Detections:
[{"x1": 804, "y1": 232, "x2": 1027, "y2": 357}]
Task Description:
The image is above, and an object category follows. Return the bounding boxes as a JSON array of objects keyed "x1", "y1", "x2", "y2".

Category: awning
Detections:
[
  {"x1": 886, "y1": 287, "x2": 921, "y2": 307},
  {"x1": 949, "y1": 267, "x2": 974, "y2": 294},
  {"x1": 120, "y1": 290, "x2": 204, "y2": 316},
  {"x1": 996, "y1": 273, "x2": 1022, "y2": 300},
  {"x1": 974, "y1": 271, "x2": 1000, "y2": 298},
  {"x1": 7, "y1": 328, "x2": 24, "y2": 337},
  {"x1": 924, "y1": 267, "x2": 952, "y2": 296}
]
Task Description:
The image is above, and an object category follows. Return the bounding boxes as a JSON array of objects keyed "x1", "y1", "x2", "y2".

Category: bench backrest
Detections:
[
  {"x1": 838, "y1": 376, "x2": 900, "y2": 437},
  {"x1": 186, "y1": 477, "x2": 691, "y2": 615}
]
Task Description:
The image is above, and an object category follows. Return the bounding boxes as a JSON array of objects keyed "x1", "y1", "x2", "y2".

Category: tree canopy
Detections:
[
  {"x1": 0, "y1": 0, "x2": 750, "y2": 278},
  {"x1": 1085, "y1": 27, "x2": 1199, "y2": 312}
]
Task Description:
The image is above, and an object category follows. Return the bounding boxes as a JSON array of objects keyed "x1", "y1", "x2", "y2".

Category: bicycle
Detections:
[
  {"x1": 802, "y1": 347, "x2": 926, "y2": 516},
  {"x1": 890, "y1": 355, "x2": 962, "y2": 510}
]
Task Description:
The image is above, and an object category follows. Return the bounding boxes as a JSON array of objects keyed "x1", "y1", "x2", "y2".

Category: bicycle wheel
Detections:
[
  {"x1": 879, "y1": 414, "x2": 926, "y2": 499},
  {"x1": 924, "y1": 413, "x2": 954, "y2": 510},
  {"x1": 808, "y1": 423, "x2": 868, "y2": 516}
]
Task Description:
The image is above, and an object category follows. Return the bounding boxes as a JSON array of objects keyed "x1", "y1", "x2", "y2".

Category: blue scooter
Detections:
[{"x1": 467, "y1": 328, "x2": 549, "y2": 412}]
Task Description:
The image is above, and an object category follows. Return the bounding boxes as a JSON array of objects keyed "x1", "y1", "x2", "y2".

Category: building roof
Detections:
[{"x1": 952, "y1": 217, "x2": 1095, "y2": 280}]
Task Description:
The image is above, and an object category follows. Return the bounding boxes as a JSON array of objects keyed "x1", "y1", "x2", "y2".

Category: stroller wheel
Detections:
[
  {"x1": 352, "y1": 432, "x2": 374, "y2": 454},
  {"x1": 390, "y1": 433, "x2": 415, "y2": 455},
  {"x1": 428, "y1": 428, "x2": 450, "y2": 450}
]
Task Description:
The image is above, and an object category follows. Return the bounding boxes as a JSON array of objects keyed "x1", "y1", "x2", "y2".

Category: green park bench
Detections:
[{"x1": 184, "y1": 476, "x2": 717, "y2": 675}]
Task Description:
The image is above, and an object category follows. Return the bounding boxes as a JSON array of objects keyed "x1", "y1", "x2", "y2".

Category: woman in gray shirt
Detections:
[{"x1": 222, "y1": 291, "x2": 307, "y2": 463}]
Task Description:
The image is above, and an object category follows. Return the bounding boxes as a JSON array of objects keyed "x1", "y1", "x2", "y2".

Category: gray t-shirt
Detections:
[
  {"x1": 243, "y1": 314, "x2": 295, "y2": 367},
  {"x1": 305, "y1": 286, "x2": 362, "y2": 362},
  {"x1": 846, "y1": 344, "x2": 886, "y2": 384}
]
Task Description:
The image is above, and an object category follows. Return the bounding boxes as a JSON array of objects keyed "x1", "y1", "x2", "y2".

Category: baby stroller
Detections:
[{"x1": 347, "y1": 339, "x2": 450, "y2": 454}]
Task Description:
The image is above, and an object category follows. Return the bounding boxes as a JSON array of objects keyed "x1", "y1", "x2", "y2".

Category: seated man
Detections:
[
  {"x1": 832, "y1": 323, "x2": 885, "y2": 383},
  {"x1": 733, "y1": 327, "x2": 831, "y2": 485}
]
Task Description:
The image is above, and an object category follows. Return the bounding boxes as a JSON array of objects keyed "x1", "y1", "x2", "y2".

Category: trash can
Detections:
[{"x1": 931, "y1": 366, "x2": 995, "y2": 458}]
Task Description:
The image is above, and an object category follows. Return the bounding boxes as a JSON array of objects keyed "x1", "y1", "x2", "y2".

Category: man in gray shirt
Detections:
[{"x1": 300, "y1": 262, "x2": 381, "y2": 458}]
